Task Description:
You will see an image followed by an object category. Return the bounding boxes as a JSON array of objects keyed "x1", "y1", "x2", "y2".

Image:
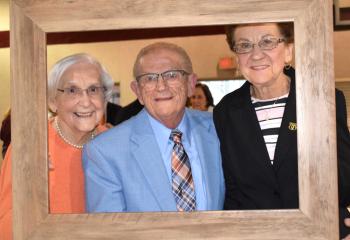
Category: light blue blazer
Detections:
[{"x1": 83, "y1": 108, "x2": 225, "y2": 212}]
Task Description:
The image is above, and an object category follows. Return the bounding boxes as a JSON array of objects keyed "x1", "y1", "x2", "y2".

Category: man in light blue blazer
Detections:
[{"x1": 83, "y1": 42, "x2": 225, "y2": 212}]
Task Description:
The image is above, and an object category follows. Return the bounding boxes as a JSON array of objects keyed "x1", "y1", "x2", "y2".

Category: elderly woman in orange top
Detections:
[{"x1": 0, "y1": 53, "x2": 114, "y2": 239}]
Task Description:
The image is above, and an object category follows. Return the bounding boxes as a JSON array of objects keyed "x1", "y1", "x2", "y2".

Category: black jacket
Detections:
[
  {"x1": 213, "y1": 68, "x2": 350, "y2": 238},
  {"x1": 106, "y1": 100, "x2": 143, "y2": 126}
]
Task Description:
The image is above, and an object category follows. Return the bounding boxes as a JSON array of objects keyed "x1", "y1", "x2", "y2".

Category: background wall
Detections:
[
  {"x1": 0, "y1": 0, "x2": 10, "y2": 123},
  {"x1": 334, "y1": 30, "x2": 350, "y2": 80}
]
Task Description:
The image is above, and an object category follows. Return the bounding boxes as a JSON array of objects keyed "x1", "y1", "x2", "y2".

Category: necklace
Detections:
[
  {"x1": 54, "y1": 117, "x2": 95, "y2": 149},
  {"x1": 250, "y1": 82, "x2": 290, "y2": 121}
]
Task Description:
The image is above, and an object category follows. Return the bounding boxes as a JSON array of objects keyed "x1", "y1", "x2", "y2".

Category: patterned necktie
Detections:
[{"x1": 170, "y1": 129, "x2": 196, "y2": 211}]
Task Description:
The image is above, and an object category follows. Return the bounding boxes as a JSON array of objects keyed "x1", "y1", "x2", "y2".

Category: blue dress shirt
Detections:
[{"x1": 147, "y1": 109, "x2": 207, "y2": 210}]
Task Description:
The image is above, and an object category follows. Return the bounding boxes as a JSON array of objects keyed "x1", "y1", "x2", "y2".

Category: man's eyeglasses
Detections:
[
  {"x1": 57, "y1": 86, "x2": 106, "y2": 99},
  {"x1": 136, "y1": 69, "x2": 189, "y2": 90},
  {"x1": 233, "y1": 38, "x2": 285, "y2": 54}
]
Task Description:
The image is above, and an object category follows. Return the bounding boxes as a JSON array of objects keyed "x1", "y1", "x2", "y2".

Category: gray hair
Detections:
[
  {"x1": 133, "y1": 42, "x2": 193, "y2": 78},
  {"x1": 48, "y1": 53, "x2": 115, "y2": 106}
]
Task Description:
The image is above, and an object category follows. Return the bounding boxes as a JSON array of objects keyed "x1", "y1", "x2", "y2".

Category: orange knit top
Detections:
[{"x1": 0, "y1": 118, "x2": 106, "y2": 239}]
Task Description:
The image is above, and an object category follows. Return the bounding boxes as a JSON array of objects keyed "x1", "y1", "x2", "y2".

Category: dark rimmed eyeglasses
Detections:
[{"x1": 233, "y1": 38, "x2": 285, "y2": 54}]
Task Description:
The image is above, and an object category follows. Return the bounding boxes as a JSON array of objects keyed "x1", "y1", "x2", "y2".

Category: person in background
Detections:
[
  {"x1": 213, "y1": 22, "x2": 350, "y2": 238},
  {"x1": 83, "y1": 42, "x2": 225, "y2": 212},
  {"x1": 0, "y1": 53, "x2": 114, "y2": 240},
  {"x1": 0, "y1": 109, "x2": 11, "y2": 158},
  {"x1": 190, "y1": 83, "x2": 214, "y2": 112}
]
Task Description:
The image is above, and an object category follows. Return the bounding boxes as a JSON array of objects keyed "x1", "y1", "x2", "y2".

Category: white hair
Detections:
[{"x1": 47, "y1": 53, "x2": 115, "y2": 107}]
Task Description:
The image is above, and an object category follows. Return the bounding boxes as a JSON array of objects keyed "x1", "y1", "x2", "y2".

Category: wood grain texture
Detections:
[
  {"x1": 10, "y1": 0, "x2": 338, "y2": 239},
  {"x1": 294, "y1": 1, "x2": 338, "y2": 238},
  {"x1": 30, "y1": 211, "x2": 321, "y2": 240},
  {"x1": 22, "y1": 0, "x2": 309, "y2": 32},
  {"x1": 10, "y1": 1, "x2": 48, "y2": 240}
]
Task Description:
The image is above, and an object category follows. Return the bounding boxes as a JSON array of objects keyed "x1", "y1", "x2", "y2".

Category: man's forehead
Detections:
[
  {"x1": 142, "y1": 48, "x2": 182, "y2": 59},
  {"x1": 139, "y1": 49, "x2": 183, "y2": 68}
]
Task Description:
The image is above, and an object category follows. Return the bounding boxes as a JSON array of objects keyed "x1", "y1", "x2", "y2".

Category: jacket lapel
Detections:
[
  {"x1": 130, "y1": 110, "x2": 177, "y2": 211},
  {"x1": 233, "y1": 83, "x2": 275, "y2": 172},
  {"x1": 273, "y1": 77, "x2": 297, "y2": 170},
  {"x1": 188, "y1": 112, "x2": 218, "y2": 209}
]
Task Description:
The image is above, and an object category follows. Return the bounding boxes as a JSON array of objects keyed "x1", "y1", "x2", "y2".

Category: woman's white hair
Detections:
[{"x1": 47, "y1": 53, "x2": 114, "y2": 109}]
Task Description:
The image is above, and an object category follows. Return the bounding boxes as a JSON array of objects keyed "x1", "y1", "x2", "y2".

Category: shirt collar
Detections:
[{"x1": 146, "y1": 109, "x2": 191, "y2": 152}]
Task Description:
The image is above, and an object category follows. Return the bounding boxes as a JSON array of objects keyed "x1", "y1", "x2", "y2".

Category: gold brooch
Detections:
[{"x1": 288, "y1": 122, "x2": 297, "y2": 131}]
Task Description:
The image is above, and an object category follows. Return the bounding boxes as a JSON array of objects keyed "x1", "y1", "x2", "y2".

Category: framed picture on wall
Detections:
[{"x1": 334, "y1": 0, "x2": 350, "y2": 30}]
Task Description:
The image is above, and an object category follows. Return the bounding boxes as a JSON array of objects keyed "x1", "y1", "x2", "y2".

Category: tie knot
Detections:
[{"x1": 170, "y1": 129, "x2": 182, "y2": 144}]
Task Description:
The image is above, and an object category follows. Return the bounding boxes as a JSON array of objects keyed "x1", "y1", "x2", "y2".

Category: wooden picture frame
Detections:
[{"x1": 10, "y1": 0, "x2": 338, "y2": 239}]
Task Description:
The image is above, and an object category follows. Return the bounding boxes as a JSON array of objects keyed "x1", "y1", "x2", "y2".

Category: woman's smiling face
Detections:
[
  {"x1": 51, "y1": 62, "x2": 105, "y2": 141},
  {"x1": 233, "y1": 23, "x2": 293, "y2": 89}
]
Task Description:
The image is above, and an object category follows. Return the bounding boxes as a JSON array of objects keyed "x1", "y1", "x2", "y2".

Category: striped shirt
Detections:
[{"x1": 251, "y1": 94, "x2": 288, "y2": 164}]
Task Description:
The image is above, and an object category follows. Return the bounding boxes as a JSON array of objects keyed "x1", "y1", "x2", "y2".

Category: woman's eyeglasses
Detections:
[
  {"x1": 233, "y1": 38, "x2": 285, "y2": 54},
  {"x1": 57, "y1": 86, "x2": 106, "y2": 99}
]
